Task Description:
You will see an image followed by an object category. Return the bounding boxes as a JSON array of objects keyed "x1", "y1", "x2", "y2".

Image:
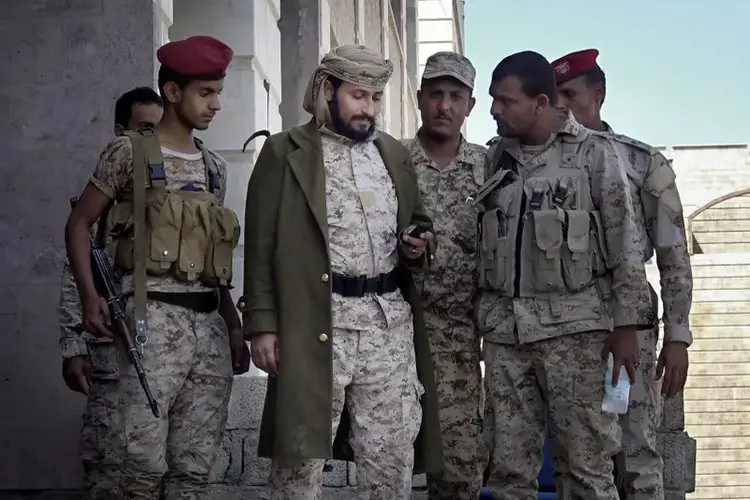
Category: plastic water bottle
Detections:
[{"x1": 602, "y1": 353, "x2": 630, "y2": 414}]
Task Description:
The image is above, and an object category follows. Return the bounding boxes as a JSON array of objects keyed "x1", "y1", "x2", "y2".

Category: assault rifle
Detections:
[{"x1": 69, "y1": 197, "x2": 160, "y2": 418}]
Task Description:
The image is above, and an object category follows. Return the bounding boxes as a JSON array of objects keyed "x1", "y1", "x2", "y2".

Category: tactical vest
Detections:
[
  {"x1": 473, "y1": 131, "x2": 610, "y2": 300},
  {"x1": 109, "y1": 129, "x2": 241, "y2": 288}
]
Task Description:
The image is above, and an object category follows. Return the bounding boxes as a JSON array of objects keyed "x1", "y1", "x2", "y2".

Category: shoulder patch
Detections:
[{"x1": 609, "y1": 132, "x2": 656, "y2": 155}]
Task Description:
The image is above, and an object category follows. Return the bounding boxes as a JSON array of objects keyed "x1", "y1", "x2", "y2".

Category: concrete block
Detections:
[
  {"x1": 664, "y1": 491, "x2": 686, "y2": 500},
  {"x1": 0, "y1": 20, "x2": 66, "y2": 84},
  {"x1": 62, "y1": 15, "x2": 154, "y2": 83},
  {"x1": 660, "y1": 392, "x2": 685, "y2": 431},
  {"x1": 413, "y1": 473, "x2": 426, "y2": 488},
  {"x1": 241, "y1": 430, "x2": 272, "y2": 486},
  {"x1": 210, "y1": 430, "x2": 245, "y2": 484},
  {"x1": 347, "y1": 461, "x2": 356, "y2": 485},
  {"x1": 321, "y1": 489, "x2": 357, "y2": 499},
  {"x1": 205, "y1": 485, "x2": 266, "y2": 499},
  {"x1": 658, "y1": 431, "x2": 696, "y2": 493},
  {"x1": 227, "y1": 376, "x2": 267, "y2": 430},
  {"x1": 323, "y1": 460, "x2": 348, "y2": 487},
  {"x1": 0, "y1": 0, "x2": 103, "y2": 19}
]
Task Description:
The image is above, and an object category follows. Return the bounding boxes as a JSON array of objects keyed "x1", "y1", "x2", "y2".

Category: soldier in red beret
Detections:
[
  {"x1": 551, "y1": 49, "x2": 693, "y2": 500},
  {"x1": 65, "y1": 35, "x2": 250, "y2": 499}
]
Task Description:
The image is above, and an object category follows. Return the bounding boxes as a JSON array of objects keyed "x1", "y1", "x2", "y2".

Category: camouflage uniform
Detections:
[
  {"x1": 59, "y1": 238, "x2": 125, "y2": 500},
  {"x1": 88, "y1": 136, "x2": 234, "y2": 499},
  {"x1": 476, "y1": 112, "x2": 652, "y2": 499},
  {"x1": 268, "y1": 128, "x2": 423, "y2": 500},
  {"x1": 405, "y1": 127, "x2": 487, "y2": 500},
  {"x1": 604, "y1": 125, "x2": 692, "y2": 500}
]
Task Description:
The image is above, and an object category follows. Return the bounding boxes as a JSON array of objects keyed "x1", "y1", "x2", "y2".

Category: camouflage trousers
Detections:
[
  {"x1": 268, "y1": 321, "x2": 423, "y2": 500},
  {"x1": 80, "y1": 339, "x2": 125, "y2": 500},
  {"x1": 427, "y1": 351, "x2": 486, "y2": 500},
  {"x1": 483, "y1": 332, "x2": 621, "y2": 500},
  {"x1": 116, "y1": 298, "x2": 233, "y2": 500},
  {"x1": 614, "y1": 327, "x2": 664, "y2": 500}
]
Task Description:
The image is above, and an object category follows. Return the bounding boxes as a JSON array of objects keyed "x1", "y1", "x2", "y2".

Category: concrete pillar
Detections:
[
  {"x1": 152, "y1": 0, "x2": 174, "y2": 86},
  {"x1": 405, "y1": 0, "x2": 419, "y2": 95},
  {"x1": 0, "y1": 0, "x2": 156, "y2": 489},
  {"x1": 169, "y1": 0, "x2": 283, "y2": 377},
  {"x1": 279, "y1": 0, "x2": 330, "y2": 129}
]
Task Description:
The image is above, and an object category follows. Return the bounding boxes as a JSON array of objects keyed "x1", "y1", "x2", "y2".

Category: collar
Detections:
[{"x1": 409, "y1": 128, "x2": 476, "y2": 168}]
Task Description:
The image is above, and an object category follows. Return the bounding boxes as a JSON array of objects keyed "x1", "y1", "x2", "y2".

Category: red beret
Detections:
[
  {"x1": 551, "y1": 49, "x2": 600, "y2": 85},
  {"x1": 157, "y1": 35, "x2": 234, "y2": 77}
]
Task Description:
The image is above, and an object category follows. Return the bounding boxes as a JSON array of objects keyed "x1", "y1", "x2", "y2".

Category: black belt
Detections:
[
  {"x1": 331, "y1": 270, "x2": 399, "y2": 298},
  {"x1": 145, "y1": 291, "x2": 219, "y2": 313}
]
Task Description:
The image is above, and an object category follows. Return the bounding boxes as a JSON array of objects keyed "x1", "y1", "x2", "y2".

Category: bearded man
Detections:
[{"x1": 238, "y1": 44, "x2": 444, "y2": 500}]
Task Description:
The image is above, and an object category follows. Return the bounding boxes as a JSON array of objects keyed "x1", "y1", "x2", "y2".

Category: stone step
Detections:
[
  {"x1": 689, "y1": 339, "x2": 750, "y2": 352},
  {"x1": 687, "y1": 399, "x2": 750, "y2": 413},
  {"x1": 691, "y1": 264, "x2": 750, "y2": 278},
  {"x1": 694, "y1": 276, "x2": 750, "y2": 290},
  {"x1": 685, "y1": 387, "x2": 750, "y2": 401},
  {"x1": 689, "y1": 361, "x2": 750, "y2": 375},
  {"x1": 694, "y1": 288, "x2": 750, "y2": 302},
  {"x1": 692, "y1": 325, "x2": 750, "y2": 339},
  {"x1": 695, "y1": 242, "x2": 750, "y2": 253},
  {"x1": 694, "y1": 206, "x2": 750, "y2": 220},
  {"x1": 691, "y1": 313, "x2": 750, "y2": 327},
  {"x1": 693, "y1": 230, "x2": 750, "y2": 244},
  {"x1": 686, "y1": 374, "x2": 750, "y2": 389},
  {"x1": 690, "y1": 253, "x2": 750, "y2": 266},
  {"x1": 692, "y1": 300, "x2": 750, "y2": 315},
  {"x1": 693, "y1": 219, "x2": 750, "y2": 232},
  {"x1": 690, "y1": 350, "x2": 750, "y2": 364},
  {"x1": 687, "y1": 412, "x2": 750, "y2": 425}
]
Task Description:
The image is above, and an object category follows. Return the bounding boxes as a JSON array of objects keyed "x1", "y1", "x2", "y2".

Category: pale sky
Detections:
[{"x1": 464, "y1": 0, "x2": 750, "y2": 148}]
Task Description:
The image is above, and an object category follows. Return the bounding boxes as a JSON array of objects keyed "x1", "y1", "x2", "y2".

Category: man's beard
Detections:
[{"x1": 331, "y1": 99, "x2": 376, "y2": 142}]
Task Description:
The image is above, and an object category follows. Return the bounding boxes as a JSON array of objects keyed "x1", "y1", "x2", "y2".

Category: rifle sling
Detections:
[{"x1": 132, "y1": 133, "x2": 155, "y2": 342}]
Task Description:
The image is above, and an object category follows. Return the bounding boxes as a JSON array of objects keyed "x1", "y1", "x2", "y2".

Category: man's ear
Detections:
[
  {"x1": 324, "y1": 80, "x2": 335, "y2": 102},
  {"x1": 163, "y1": 81, "x2": 182, "y2": 104},
  {"x1": 534, "y1": 93, "x2": 550, "y2": 114},
  {"x1": 467, "y1": 96, "x2": 476, "y2": 116},
  {"x1": 593, "y1": 83, "x2": 605, "y2": 106}
]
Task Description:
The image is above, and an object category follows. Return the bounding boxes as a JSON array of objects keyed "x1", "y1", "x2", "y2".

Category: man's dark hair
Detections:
[
  {"x1": 157, "y1": 65, "x2": 225, "y2": 101},
  {"x1": 114, "y1": 87, "x2": 163, "y2": 128},
  {"x1": 490, "y1": 51, "x2": 557, "y2": 107},
  {"x1": 583, "y1": 65, "x2": 607, "y2": 105}
]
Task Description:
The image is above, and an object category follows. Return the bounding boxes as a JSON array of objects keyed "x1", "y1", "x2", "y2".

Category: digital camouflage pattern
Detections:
[
  {"x1": 476, "y1": 113, "x2": 652, "y2": 343},
  {"x1": 59, "y1": 214, "x2": 125, "y2": 498},
  {"x1": 602, "y1": 126, "x2": 692, "y2": 500},
  {"x1": 268, "y1": 128, "x2": 423, "y2": 498},
  {"x1": 87, "y1": 136, "x2": 234, "y2": 498},
  {"x1": 483, "y1": 333, "x2": 621, "y2": 500},
  {"x1": 477, "y1": 113, "x2": 650, "y2": 499},
  {"x1": 90, "y1": 136, "x2": 228, "y2": 295},
  {"x1": 404, "y1": 136, "x2": 486, "y2": 498},
  {"x1": 268, "y1": 323, "x2": 422, "y2": 500},
  {"x1": 421, "y1": 51, "x2": 476, "y2": 89},
  {"x1": 602, "y1": 127, "x2": 693, "y2": 345},
  {"x1": 118, "y1": 299, "x2": 233, "y2": 499}
]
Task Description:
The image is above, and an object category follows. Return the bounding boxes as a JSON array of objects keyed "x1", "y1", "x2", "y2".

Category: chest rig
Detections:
[
  {"x1": 110, "y1": 128, "x2": 241, "y2": 290},
  {"x1": 473, "y1": 130, "x2": 610, "y2": 300}
]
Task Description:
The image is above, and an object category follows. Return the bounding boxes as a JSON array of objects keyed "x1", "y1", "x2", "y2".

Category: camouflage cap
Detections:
[{"x1": 421, "y1": 51, "x2": 475, "y2": 90}]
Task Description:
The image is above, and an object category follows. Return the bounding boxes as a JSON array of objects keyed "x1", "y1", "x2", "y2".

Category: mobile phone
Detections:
[{"x1": 407, "y1": 222, "x2": 432, "y2": 239}]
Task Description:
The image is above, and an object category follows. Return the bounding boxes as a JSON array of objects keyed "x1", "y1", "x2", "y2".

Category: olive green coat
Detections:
[{"x1": 240, "y1": 120, "x2": 443, "y2": 474}]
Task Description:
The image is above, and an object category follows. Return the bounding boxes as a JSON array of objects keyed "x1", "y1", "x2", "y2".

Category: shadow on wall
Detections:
[{"x1": 687, "y1": 188, "x2": 750, "y2": 254}]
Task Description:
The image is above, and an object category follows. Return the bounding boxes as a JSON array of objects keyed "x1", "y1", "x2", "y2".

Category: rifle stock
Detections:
[{"x1": 69, "y1": 197, "x2": 160, "y2": 418}]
